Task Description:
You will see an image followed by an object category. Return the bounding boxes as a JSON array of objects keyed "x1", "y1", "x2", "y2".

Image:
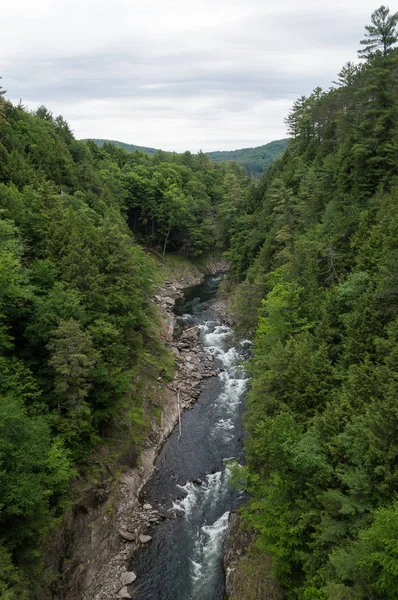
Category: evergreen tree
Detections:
[{"x1": 359, "y1": 5, "x2": 398, "y2": 58}]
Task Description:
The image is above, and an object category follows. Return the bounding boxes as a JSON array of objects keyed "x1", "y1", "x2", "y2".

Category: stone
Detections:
[
  {"x1": 163, "y1": 296, "x2": 175, "y2": 306},
  {"x1": 116, "y1": 586, "x2": 131, "y2": 598},
  {"x1": 139, "y1": 534, "x2": 152, "y2": 544},
  {"x1": 143, "y1": 503, "x2": 152, "y2": 510},
  {"x1": 120, "y1": 571, "x2": 137, "y2": 586},
  {"x1": 118, "y1": 529, "x2": 135, "y2": 541}
]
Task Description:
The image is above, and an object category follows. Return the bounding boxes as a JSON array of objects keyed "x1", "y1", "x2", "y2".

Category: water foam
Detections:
[
  {"x1": 190, "y1": 511, "x2": 231, "y2": 596},
  {"x1": 172, "y1": 469, "x2": 232, "y2": 518}
]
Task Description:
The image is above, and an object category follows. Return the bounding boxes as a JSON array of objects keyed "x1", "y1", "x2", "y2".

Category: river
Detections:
[{"x1": 130, "y1": 274, "x2": 249, "y2": 600}]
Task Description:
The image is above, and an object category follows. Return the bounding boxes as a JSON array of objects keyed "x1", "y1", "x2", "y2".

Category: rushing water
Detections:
[{"x1": 131, "y1": 275, "x2": 249, "y2": 600}]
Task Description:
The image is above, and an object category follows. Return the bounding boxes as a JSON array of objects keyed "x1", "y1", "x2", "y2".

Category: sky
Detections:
[{"x1": 1, "y1": 0, "x2": 381, "y2": 152}]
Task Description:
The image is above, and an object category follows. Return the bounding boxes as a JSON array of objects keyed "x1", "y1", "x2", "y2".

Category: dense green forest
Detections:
[
  {"x1": 0, "y1": 90, "x2": 249, "y2": 597},
  {"x1": 88, "y1": 138, "x2": 158, "y2": 155},
  {"x1": 206, "y1": 139, "x2": 289, "y2": 177},
  {"x1": 222, "y1": 6, "x2": 398, "y2": 600},
  {"x1": 2, "y1": 5, "x2": 398, "y2": 598},
  {"x1": 89, "y1": 137, "x2": 288, "y2": 177}
]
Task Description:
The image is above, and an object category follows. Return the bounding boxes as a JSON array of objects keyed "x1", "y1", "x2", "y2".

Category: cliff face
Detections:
[{"x1": 222, "y1": 513, "x2": 284, "y2": 600}]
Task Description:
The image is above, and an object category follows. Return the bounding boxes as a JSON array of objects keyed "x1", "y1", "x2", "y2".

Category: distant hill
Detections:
[
  {"x1": 87, "y1": 138, "x2": 289, "y2": 176},
  {"x1": 206, "y1": 139, "x2": 289, "y2": 177},
  {"x1": 88, "y1": 138, "x2": 158, "y2": 155}
]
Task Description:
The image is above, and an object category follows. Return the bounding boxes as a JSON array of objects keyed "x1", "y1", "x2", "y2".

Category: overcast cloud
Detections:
[{"x1": 1, "y1": 0, "x2": 380, "y2": 151}]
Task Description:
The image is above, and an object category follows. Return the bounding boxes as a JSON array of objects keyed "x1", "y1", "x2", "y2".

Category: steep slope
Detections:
[
  {"x1": 222, "y1": 13, "x2": 398, "y2": 600},
  {"x1": 0, "y1": 99, "x2": 250, "y2": 598}
]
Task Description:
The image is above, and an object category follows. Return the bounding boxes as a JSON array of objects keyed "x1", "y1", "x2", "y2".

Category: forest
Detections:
[
  {"x1": 206, "y1": 138, "x2": 289, "y2": 177},
  {"x1": 1, "y1": 4, "x2": 398, "y2": 599},
  {"x1": 223, "y1": 6, "x2": 398, "y2": 599},
  {"x1": 89, "y1": 137, "x2": 289, "y2": 177},
  {"x1": 0, "y1": 90, "x2": 250, "y2": 597}
]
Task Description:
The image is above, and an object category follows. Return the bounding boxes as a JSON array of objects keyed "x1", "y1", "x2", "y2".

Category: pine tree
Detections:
[{"x1": 359, "y1": 5, "x2": 398, "y2": 58}]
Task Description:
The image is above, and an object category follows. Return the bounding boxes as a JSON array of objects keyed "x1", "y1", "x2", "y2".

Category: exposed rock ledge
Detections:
[
  {"x1": 222, "y1": 513, "x2": 284, "y2": 600},
  {"x1": 46, "y1": 262, "x2": 227, "y2": 600}
]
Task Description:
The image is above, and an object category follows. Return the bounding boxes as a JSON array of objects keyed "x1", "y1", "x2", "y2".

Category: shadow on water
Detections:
[{"x1": 130, "y1": 274, "x2": 249, "y2": 600}]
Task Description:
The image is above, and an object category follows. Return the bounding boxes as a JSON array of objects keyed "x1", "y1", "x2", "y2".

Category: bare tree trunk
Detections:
[{"x1": 163, "y1": 226, "x2": 171, "y2": 257}]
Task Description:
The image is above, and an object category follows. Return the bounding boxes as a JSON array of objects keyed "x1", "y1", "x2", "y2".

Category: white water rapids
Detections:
[{"x1": 131, "y1": 276, "x2": 249, "y2": 600}]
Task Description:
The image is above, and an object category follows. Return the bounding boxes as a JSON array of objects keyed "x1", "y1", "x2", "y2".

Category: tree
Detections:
[
  {"x1": 47, "y1": 318, "x2": 98, "y2": 409},
  {"x1": 0, "y1": 77, "x2": 6, "y2": 122},
  {"x1": 333, "y1": 62, "x2": 359, "y2": 87},
  {"x1": 359, "y1": 5, "x2": 398, "y2": 58}
]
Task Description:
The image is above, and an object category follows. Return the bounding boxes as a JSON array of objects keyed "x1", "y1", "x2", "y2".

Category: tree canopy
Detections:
[
  {"x1": 221, "y1": 7, "x2": 398, "y2": 599},
  {"x1": 0, "y1": 91, "x2": 252, "y2": 596}
]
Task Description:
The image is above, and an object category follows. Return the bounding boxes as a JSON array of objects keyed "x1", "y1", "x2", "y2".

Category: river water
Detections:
[{"x1": 131, "y1": 275, "x2": 249, "y2": 600}]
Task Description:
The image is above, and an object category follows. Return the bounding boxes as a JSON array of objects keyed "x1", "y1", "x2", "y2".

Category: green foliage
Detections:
[
  {"x1": 88, "y1": 138, "x2": 158, "y2": 154},
  {"x1": 359, "y1": 5, "x2": 398, "y2": 58},
  {"x1": 222, "y1": 9, "x2": 398, "y2": 599},
  {"x1": 206, "y1": 139, "x2": 289, "y2": 177},
  {"x1": 0, "y1": 92, "x2": 249, "y2": 594},
  {"x1": 89, "y1": 137, "x2": 288, "y2": 177}
]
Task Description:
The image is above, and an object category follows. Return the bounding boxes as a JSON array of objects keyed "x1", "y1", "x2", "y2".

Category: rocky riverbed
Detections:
[{"x1": 49, "y1": 263, "x2": 229, "y2": 600}]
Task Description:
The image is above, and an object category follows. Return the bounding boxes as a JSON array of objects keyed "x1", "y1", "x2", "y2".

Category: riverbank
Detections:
[
  {"x1": 127, "y1": 274, "x2": 248, "y2": 599},
  {"x1": 47, "y1": 256, "x2": 228, "y2": 600}
]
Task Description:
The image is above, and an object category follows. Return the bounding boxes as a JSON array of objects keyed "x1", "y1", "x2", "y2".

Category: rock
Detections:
[
  {"x1": 163, "y1": 296, "x2": 175, "y2": 306},
  {"x1": 139, "y1": 534, "x2": 152, "y2": 544},
  {"x1": 192, "y1": 477, "x2": 202, "y2": 485},
  {"x1": 118, "y1": 529, "x2": 135, "y2": 542},
  {"x1": 143, "y1": 503, "x2": 152, "y2": 510},
  {"x1": 116, "y1": 586, "x2": 131, "y2": 598},
  {"x1": 120, "y1": 571, "x2": 137, "y2": 586}
]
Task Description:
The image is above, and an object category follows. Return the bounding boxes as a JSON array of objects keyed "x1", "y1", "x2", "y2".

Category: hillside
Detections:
[
  {"x1": 221, "y1": 8, "x2": 398, "y2": 599},
  {"x1": 88, "y1": 138, "x2": 289, "y2": 176},
  {"x1": 206, "y1": 138, "x2": 289, "y2": 176},
  {"x1": 87, "y1": 138, "x2": 158, "y2": 154},
  {"x1": 0, "y1": 98, "x2": 251, "y2": 598}
]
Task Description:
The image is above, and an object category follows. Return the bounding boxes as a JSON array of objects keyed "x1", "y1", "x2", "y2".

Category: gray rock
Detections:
[
  {"x1": 163, "y1": 296, "x2": 175, "y2": 306},
  {"x1": 120, "y1": 571, "x2": 137, "y2": 586},
  {"x1": 118, "y1": 529, "x2": 135, "y2": 541},
  {"x1": 116, "y1": 586, "x2": 131, "y2": 598},
  {"x1": 143, "y1": 503, "x2": 152, "y2": 510},
  {"x1": 139, "y1": 534, "x2": 152, "y2": 544}
]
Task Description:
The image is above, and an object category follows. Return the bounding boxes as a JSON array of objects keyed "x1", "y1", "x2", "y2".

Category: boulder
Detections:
[
  {"x1": 143, "y1": 503, "x2": 152, "y2": 510},
  {"x1": 120, "y1": 571, "x2": 137, "y2": 586},
  {"x1": 116, "y1": 586, "x2": 131, "y2": 598},
  {"x1": 139, "y1": 534, "x2": 152, "y2": 544},
  {"x1": 118, "y1": 529, "x2": 135, "y2": 542}
]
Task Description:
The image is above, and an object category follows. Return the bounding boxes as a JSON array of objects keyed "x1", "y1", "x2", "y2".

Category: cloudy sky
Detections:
[{"x1": 1, "y1": 0, "x2": 380, "y2": 151}]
